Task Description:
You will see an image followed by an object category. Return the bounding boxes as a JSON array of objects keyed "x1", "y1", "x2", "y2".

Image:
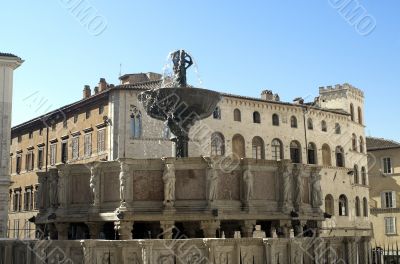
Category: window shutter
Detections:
[
  {"x1": 394, "y1": 217, "x2": 397, "y2": 234},
  {"x1": 381, "y1": 192, "x2": 386, "y2": 208},
  {"x1": 392, "y1": 191, "x2": 397, "y2": 208}
]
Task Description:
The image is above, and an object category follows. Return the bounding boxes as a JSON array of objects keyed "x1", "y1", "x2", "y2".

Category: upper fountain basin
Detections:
[{"x1": 138, "y1": 87, "x2": 221, "y2": 122}]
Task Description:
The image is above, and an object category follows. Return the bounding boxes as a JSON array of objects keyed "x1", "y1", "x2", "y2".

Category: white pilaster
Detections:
[{"x1": 0, "y1": 53, "x2": 23, "y2": 237}]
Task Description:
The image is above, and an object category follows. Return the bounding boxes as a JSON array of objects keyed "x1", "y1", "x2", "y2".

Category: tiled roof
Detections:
[
  {"x1": 0, "y1": 52, "x2": 19, "y2": 58},
  {"x1": 366, "y1": 137, "x2": 400, "y2": 151}
]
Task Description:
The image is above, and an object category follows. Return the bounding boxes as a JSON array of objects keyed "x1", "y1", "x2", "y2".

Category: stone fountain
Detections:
[{"x1": 139, "y1": 50, "x2": 221, "y2": 157}]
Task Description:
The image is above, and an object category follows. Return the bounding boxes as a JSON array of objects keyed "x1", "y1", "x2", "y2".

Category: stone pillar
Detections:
[
  {"x1": 160, "y1": 221, "x2": 175, "y2": 239},
  {"x1": 114, "y1": 221, "x2": 133, "y2": 240},
  {"x1": 346, "y1": 238, "x2": 357, "y2": 264},
  {"x1": 0, "y1": 54, "x2": 23, "y2": 238},
  {"x1": 279, "y1": 220, "x2": 292, "y2": 238},
  {"x1": 48, "y1": 223, "x2": 58, "y2": 240},
  {"x1": 241, "y1": 220, "x2": 256, "y2": 238},
  {"x1": 87, "y1": 222, "x2": 102, "y2": 239},
  {"x1": 55, "y1": 222, "x2": 69, "y2": 240},
  {"x1": 201, "y1": 220, "x2": 220, "y2": 238}
]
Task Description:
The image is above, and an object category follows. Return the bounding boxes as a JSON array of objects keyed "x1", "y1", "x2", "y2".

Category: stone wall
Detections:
[{"x1": 0, "y1": 237, "x2": 371, "y2": 264}]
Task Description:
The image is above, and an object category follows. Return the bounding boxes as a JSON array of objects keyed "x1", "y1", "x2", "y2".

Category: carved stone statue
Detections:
[
  {"x1": 311, "y1": 169, "x2": 323, "y2": 208},
  {"x1": 282, "y1": 164, "x2": 292, "y2": 203},
  {"x1": 163, "y1": 163, "x2": 176, "y2": 205},
  {"x1": 243, "y1": 169, "x2": 254, "y2": 201},
  {"x1": 206, "y1": 161, "x2": 219, "y2": 201},
  {"x1": 57, "y1": 167, "x2": 68, "y2": 207},
  {"x1": 171, "y1": 49, "x2": 193, "y2": 87},
  {"x1": 293, "y1": 165, "x2": 303, "y2": 208},
  {"x1": 119, "y1": 161, "x2": 129, "y2": 205},
  {"x1": 90, "y1": 165, "x2": 99, "y2": 205},
  {"x1": 38, "y1": 176, "x2": 46, "y2": 209},
  {"x1": 49, "y1": 174, "x2": 58, "y2": 208}
]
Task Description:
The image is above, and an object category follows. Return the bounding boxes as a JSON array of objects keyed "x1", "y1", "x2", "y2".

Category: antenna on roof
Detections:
[{"x1": 119, "y1": 63, "x2": 122, "y2": 77}]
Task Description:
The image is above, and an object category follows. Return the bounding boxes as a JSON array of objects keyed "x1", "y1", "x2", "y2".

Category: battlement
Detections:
[{"x1": 319, "y1": 83, "x2": 364, "y2": 98}]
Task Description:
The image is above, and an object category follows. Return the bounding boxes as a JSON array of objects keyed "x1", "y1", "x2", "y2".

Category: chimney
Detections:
[
  {"x1": 83, "y1": 85, "x2": 91, "y2": 99},
  {"x1": 261, "y1": 90, "x2": 274, "y2": 101},
  {"x1": 293, "y1": 97, "x2": 304, "y2": 105},
  {"x1": 93, "y1": 86, "x2": 99, "y2": 94},
  {"x1": 99, "y1": 78, "x2": 107, "y2": 92}
]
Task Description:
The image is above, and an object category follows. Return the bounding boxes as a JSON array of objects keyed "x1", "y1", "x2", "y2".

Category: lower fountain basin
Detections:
[{"x1": 138, "y1": 87, "x2": 221, "y2": 122}]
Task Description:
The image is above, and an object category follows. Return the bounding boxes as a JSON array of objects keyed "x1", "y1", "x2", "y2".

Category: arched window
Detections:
[
  {"x1": 130, "y1": 107, "x2": 142, "y2": 139},
  {"x1": 358, "y1": 107, "x2": 363, "y2": 125},
  {"x1": 361, "y1": 167, "x2": 367, "y2": 185},
  {"x1": 290, "y1": 141, "x2": 302, "y2": 163},
  {"x1": 336, "y1": 146, "x2": 345, "y2": 167},
  {"x1": 252, "y1": 136, "x2": 265, "y2": 160},
  {"x1": 321, "y1": 120, "x2": 327, "y2": 132},
  {"x1": 290, "y1": 116, "x2": 298, "y2": 128},
  {"x1": 339, "y1": 194, "x2": 348, "y2": 216},
  {"x1": 322, "y1": 144, "x2": 332, "y2": 166},
  {"x1": 352, "y1": 134, "x2": 357, "y2": 151},
  {"x1": 359, "y1": 137, "x2": 364, "y2": 153},
  {"x1": 350, "y1": 103, "x2": 355, "y2": 121},
  {"x1": 233, "y1": 109, "x2": 241, "y2": 122},
  {"x1": 355, "y1": 197, "x2": 361, "y2": 217},
  {"x1": 354, "y1": 165, "x2": 359, "y2": 184},
  {"x1": 335, "y1": 123, "x2": 341, "y2": 134},
  {"x1": 272, "y1": 113, "x2": 279, "y2": 126},
  {"x1": 211, "y1": 132, "x2": 225, "y2": 156},
  {"x1": 307, "y1": 142, "x2": 317, "y2": 165},
  {"x1": 253, "y1": 111, "x2": 261, "y2": 123},
  {"x1": 307, "y1": 118, "x2": 313, "y2": 130},
  {"x1": 325, "y1": 194, "x2": 334, "y2": 215},
  {"x1": 213, "y1": 107, "x2": 221, "y2": 119},
  {"x1": 363, "y1": 197, "x2": 368, "y2": 216},
  {"x1": 271, "y1": 139, "x2": 283, "y2": 161},
  {"x1": 232, "y1": 134, "x2": 245, "y2": 159}
]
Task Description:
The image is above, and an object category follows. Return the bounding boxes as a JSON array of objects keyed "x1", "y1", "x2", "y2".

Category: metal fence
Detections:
[{"x1": 373, "y1": 246, "x2": 400, "y2": 264}]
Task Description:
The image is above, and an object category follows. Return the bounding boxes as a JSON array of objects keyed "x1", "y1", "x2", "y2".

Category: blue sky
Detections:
[{"x1": 2, "y1": 1, "x2": 400, "y2": 141}]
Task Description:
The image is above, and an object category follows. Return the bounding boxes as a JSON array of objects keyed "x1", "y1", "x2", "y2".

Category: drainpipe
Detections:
[{"x1": 45, "y1": 125, "x2": 49, "y2": 172}]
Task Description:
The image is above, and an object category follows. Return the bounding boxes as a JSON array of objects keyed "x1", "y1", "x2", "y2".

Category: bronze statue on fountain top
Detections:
[{"x1": 171, "y1": 50, "x2": 193, "y2": 87}]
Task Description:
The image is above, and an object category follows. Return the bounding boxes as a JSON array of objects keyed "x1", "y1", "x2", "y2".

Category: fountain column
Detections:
[{"x1": 0, "y1": 53, "x2": 23, "y2": 237}]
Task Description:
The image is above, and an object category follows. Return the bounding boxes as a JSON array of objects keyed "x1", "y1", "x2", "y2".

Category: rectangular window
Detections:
[
  {"x1": 385, "y1": 217, "x2": 396, "y2": 235},
  {"x1": 24, "y1": 220, "x2": 31, "y2": 239},
  {"x1": 72, "y1": 137, "x2": 79, "y2": 160},
  {"x1": 84, "y1": 133, "x2": 92, "y2": 157},
  {"x1": 16, "y1": 155, "x2": 21, "y2": 174},
  {"x1": 13, "y1": 219, "x2": 19, "y2": 239},
  {"x1": 34, "y1": 185, "x2": 39, "y2": 210},
  {"x1": 383, "y1": 157, "x2": 393, "y2": 174},
  {"x1": 13, "y1": 190, "x2": 21, "y2": 212},
  {"x1": 37, "y1": 148, "x2": 44, "y2": 170},
  {"x1": 50, "y1": 144, "x2": 57, "y2": 166},
  {"x1": 97, "y1": 129, "x2": 105, "y2": 153},
  {"x1": 24, "y1": 188, "x2": 32, "y2": 211},
  {"x1": 61, "y1": 141, "x2": 68, "y2": 163},
  {"x1": 382, "y1": 191, "x2": 396, "y2": 208},
  {"x1": 25, "y1": 151, "x2": 34, "y2": 171}
]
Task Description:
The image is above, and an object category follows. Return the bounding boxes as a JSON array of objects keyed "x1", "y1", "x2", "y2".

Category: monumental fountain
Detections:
[{"x1": 138, "y1": 50, "x2": 221, "y2": 157}]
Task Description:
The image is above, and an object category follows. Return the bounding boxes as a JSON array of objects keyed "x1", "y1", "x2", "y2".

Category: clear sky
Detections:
[{"x1": 2, "y1": 1, "x2": 399, "y2": 141}]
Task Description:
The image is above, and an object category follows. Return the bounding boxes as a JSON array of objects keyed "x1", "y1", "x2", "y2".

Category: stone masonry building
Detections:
[{"x1": 367, "y1": 137, "x2": 400, "y2": 246}]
